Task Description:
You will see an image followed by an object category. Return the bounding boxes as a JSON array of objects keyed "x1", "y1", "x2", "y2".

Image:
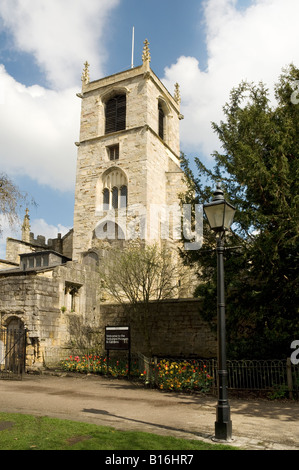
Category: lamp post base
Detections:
[
  {"x1": 214, "y1": 398, "x2": 232, "y2": 441},
  {"x1": 214, "y1": 420, "x2": 233, "y2": 441}
]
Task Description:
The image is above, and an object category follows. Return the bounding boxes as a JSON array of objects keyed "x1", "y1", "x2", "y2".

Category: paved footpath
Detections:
[{"x1": 0, "y1": 373, "x2": 298, "y2": 450}]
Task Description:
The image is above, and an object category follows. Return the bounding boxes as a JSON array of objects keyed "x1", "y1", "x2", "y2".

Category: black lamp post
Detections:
[{"x1": 203, "y1": 183, "x2": 236, "y2": 441}]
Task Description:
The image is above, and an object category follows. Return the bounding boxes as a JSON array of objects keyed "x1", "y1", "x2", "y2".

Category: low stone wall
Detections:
[
  {"x1": 99, "y1": 298, "x2": 217, "y2": 359},
  {"x1": 46, "y1": 298, "x2": 217, "y2": 366}
]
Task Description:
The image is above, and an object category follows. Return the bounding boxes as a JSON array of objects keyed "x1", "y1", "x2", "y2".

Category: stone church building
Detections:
[{"x1": 0, "y1": 41, "x2": 216, "y2": 371}]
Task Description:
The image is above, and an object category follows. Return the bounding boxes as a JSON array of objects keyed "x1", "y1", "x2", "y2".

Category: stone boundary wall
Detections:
[
  {"x1": 43, "y1": 299, "x2": 217, "y2": 366},
  {"x1": 99, "y1": 298, "x2": 217, "y2": 359}
]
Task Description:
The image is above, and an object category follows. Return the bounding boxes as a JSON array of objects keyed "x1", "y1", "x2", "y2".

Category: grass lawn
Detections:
[{"x1": 0, "y1": 412, "x2": 238, "y2": 450}]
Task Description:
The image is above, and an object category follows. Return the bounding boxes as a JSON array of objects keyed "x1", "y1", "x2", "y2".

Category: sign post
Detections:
[{"x1": 105, "y1": 326, "x2": 131, "y2": 377}]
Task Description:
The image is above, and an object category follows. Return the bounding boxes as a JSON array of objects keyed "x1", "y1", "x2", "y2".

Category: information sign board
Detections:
[{"x1": 105, "y1": 326, "x2": 130, "y2": 350}]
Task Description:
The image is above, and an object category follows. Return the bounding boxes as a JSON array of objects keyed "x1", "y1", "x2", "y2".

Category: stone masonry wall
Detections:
[
  {"x1": 0, "y1": 260, "x2": 102, "y2": 369},
  {"x1": 98, "y1": 299, "x2": 217, "y2": 359},
  {"x1": 0, "y1": 272, "x2": 62, "y2": 368}
]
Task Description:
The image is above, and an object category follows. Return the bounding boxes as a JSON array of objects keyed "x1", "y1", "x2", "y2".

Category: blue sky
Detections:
[{"x1": 0, "y1": 0, "x2": 298, "y2": 257}]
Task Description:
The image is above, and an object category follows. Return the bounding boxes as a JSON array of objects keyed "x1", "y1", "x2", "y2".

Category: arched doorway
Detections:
[{"x1": 0, "y1": 317, "x2": 26, "y2": 379}]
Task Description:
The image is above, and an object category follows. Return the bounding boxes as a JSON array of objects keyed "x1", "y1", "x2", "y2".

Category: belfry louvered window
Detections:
[{"x1": 105, "y1": 94, "x2": 126, "y2": 134}]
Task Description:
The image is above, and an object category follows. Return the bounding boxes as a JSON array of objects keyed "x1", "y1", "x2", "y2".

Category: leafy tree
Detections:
[{"x1": 180, "y1": 64, "x2": 299, "y2": 359}]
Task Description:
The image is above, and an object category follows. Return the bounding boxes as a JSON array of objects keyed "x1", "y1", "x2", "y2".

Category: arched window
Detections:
[
  {"x1": 112, "y1": 187, "x2": 119, "y2": 209},
  {"x1": 100, "y1": 168, "x2": 128, "y2": 211},
  {"x1": 105, "y1": 94, "x2": 126, "y2": 134},
  {"x1": 103, "y1": 188, "x2": 109, "y2": 210},
  {"x1": 158, "y1": 103, "x2": 165, "y2": 140},
  {"x1": 120, "y1": 185, "x2": 128, "y2": 208}
]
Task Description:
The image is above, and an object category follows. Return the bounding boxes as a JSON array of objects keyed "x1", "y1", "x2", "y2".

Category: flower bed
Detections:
[
  {"x1": 153, "y1": 359, "x2": 213, "y2": 392},
  {"x1": 61, "y1": 354, "x2": 140, "y2": 377},
  {"x1": 61, "y1": 355, "x2": 213, "y2": 393}
]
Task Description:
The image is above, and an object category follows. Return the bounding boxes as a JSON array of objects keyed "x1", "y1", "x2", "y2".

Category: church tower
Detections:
[{"x1": 72, "y1": 40, "x2": 185, "y2": 261}]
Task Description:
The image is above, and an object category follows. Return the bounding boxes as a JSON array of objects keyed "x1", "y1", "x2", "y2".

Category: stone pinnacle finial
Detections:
[
  {"x1": 22, "y1": 208, "x2": 31, "y2": 243},
  {"x1": 174, "y1": 83, "x2": 181, "y2": 104},
  {"x1": 81, "y1": 61, "x2": 90, "y2": 85},
  {"x1": 142, "y1": 39, "x2": 151, "y2": 64}
]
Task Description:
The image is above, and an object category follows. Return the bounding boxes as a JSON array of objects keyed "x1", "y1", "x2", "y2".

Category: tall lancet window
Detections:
[
  {"x1": 158, "y1": 103, "x2": 165, "y2": 140},
  {"x1": 120, "y1": 185, "x2": 128, "y2": 208},
  {"x1": 103, "y1": 188, "x2": 110, "y2": 210},
  {"x1": 112, "y1": 187, "x2": 119, "y2": 209}
]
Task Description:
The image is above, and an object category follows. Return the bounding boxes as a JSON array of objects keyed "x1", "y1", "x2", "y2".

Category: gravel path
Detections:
[{"x1": 0, "y1": 373, "x2": 298, "y2": 450}]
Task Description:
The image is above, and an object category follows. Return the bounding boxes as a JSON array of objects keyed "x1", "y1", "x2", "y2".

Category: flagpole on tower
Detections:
[{"x1": 131, "y1": 26, "x2": 135, "y2": 68}]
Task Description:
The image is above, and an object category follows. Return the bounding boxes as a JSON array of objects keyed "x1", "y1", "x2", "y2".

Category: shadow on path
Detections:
[{"x1": 82, "y1": 408, "x2": 212, "y2": 441}]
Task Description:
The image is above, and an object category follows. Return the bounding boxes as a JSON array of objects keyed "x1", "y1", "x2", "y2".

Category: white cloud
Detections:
[
  {"x1": 1, "y1": 0, "x2": 298, "y2": 194},
  {"x1": 29, "y1": 218, "x2": 70, "y2": 241},
  {"x1": 0, "y1": 0, "x2": 120, "y2": 192},
  {"x1": 0, "y1": 65, "x2": 79, "y2": 191},
  {"x1": 163, "y1": 0, "x2": 299, "y2": 161},
  {"x1": 0, "y1": 0, "x2": 120, "y2": 90}
]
